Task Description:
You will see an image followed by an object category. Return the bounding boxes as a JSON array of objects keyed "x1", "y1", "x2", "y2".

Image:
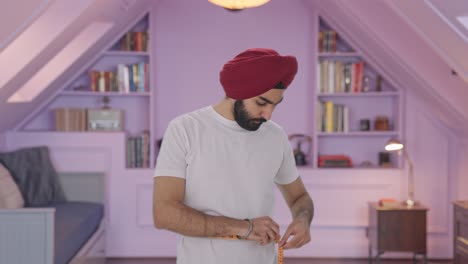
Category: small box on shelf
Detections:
[
  {"x1": 378, "y1": 198, "x2": 401, "y2": 208},
  {"x1": 87, "y1": 108, "x2": 124, "y2": 132},
  {"x1": 317, "y1": 154, "x2": 353, "y2": 168}
]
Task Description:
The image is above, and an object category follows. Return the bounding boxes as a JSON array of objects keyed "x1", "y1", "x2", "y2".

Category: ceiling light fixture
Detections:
[{"x1": 208, "y1": 0, "x2": 271, "y2": 11}]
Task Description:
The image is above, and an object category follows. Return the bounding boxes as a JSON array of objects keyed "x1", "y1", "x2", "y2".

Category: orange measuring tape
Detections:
[{"x1": 221, "y1": 235, "x2": 284, "y2": 264}]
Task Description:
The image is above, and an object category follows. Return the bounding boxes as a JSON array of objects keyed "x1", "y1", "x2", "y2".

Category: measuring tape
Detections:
[
  {"x1": 278, "y1": 241, "x2": 284, "y2": 264},
  {"x1": 221, "y1": 235, "x2": 284, "y2": 264}
]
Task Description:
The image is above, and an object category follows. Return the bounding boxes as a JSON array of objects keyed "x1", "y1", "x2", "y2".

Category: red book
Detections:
[
  {"x1": 357, "y1": 61, "x2": 364, "y2": 92},
  {"x1": 90, "y1": 71, "x2": 97, "y2": 92},
  {"x1": 104, "y1": 72, "x2": 110, "y2": 92}
]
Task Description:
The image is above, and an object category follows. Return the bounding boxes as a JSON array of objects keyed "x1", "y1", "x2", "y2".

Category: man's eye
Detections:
[{"x1": 256, "y1": 101, "x2": 267, "y2": 106}]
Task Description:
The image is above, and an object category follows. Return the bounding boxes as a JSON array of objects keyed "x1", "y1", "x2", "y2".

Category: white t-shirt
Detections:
[{"x1": 154, "y1": 106, "x2": 299, "y2": 264}]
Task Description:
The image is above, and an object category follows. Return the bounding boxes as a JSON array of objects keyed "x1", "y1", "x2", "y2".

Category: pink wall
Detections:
[
  {"x1": 0, "y1": 0, "x2": 51, "y2": 49},
  {"x1": 453, "y1": 139, "x2": 468, "y2": 201},
  {"x1": 153, "y1": 0, "x2": 312, "y2": 137}
]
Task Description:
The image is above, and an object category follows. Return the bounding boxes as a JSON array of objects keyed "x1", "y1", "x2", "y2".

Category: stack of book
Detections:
[
  {"x1": 118, "y1": 31, "x2": 149, "y2": 52},
  {"x1": 317, "y1": 60, "x2": 365, "y2": 94},
  {"x1": 317, "y1": 101, "x2": 349, "y2": 133},
  {"x1": 126, "y1": 130, "x2": 150, "y2": 168},
  {"x1": 318, "y1": 30, "x2": 337, "y2": 52},
  {"x1": 89, "y1": 62, "x2": 149, "y2": 93}
]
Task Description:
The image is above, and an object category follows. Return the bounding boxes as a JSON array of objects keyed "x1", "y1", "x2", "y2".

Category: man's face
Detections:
[
  {"x1": 233, "y1": 89, "x2": 285, "y2": 131},
  {"x1": 234, "y1": 100, "x2": 265, "y2": 131}
]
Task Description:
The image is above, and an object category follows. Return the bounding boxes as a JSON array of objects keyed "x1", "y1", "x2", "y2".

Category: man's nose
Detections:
[{"x1": 260, "y1": 109, "x2": 272, "y2": 120}]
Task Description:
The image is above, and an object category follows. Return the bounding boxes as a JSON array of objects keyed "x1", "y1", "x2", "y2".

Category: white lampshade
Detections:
[
  {"x1": 208, "y1": 0, "x2": 271, "y2": 10},
  {"x1": 385, "y1": 138, "x2": 404, "y2": 152}
]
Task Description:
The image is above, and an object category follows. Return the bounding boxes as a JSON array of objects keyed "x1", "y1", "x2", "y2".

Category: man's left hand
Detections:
[{"x1": 278, "y1": 216, "x2": 310, "y2": 249}]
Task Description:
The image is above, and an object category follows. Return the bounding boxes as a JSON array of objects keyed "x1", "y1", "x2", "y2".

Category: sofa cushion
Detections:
[
  {"x1": 0, "y1": 146, "x2": 67, "y2": 206},
  {"x1": 52, "y1": 201, "x2": 104, "y2": 264},
  {"x1": 0, "y1": 162, "x2": 24, "y2": 208}
]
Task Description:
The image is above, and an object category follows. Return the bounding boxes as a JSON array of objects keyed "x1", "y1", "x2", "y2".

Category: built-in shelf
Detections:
[
  {"x1": 317, "y1": 131, "x2": 399, "y2": 137},
  {"x1": 315, "y1": 17, "x2": 403, "y2": 169},
  {"x1": 318, "y1": 52, "x2": 360, "y2": 57},
  {"x1": 297, "y1": 165, "x2": 399, "y2": 170},
  {"x1": 314, "y1": 167, "x2": 398, "y2": 170},
  {"x1": 317, "y1": 92, "x2": 399, "y2": 97},
  {"x1": 125, "y1": 167, "x2": 154, "y2": 171},
  {"x1": 103, "y1": 51, "x2": 149, "y2": 56},
  {"x1": 122, "y1": 167, "x2": 155, "y2": 175},
  {"x1": 60, "y1": 91, "x2": 150, "y2": 97},
  {"x1": 20, "y1": 130, "x2": 127, "y2": 134}
]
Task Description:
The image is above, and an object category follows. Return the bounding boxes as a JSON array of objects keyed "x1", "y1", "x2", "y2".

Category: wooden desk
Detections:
[
  {"x1": 367, "y1": 202, "x2": 428, "y2": 264},
  {"x1": 453, "y1": 201, "x2": 468, "y2": 264}
]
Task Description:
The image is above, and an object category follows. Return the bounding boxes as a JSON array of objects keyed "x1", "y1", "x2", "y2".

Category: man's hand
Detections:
[
  {"x1": 279, "y1": 216, "x2": 310, "y2": 249},
  {"x1": 245, "y1": 216, "x2": 280, "y2": 245},
  {"x1": 276, "y1": 177, "x2": 314, "y2": 250}
]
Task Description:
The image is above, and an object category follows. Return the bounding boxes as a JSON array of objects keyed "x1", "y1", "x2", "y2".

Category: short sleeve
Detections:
[
  {"x1": 274, "y1": 131, "x2": 299, "y2": 185},
  {"x1": 154, "y1": 119, "x2": 189, "y2": 179}
]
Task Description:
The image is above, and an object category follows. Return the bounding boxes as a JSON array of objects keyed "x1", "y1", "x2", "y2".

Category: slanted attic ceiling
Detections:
[
  {"x1": 0, "y1": 0, "x2": 154, "y2": 132},
  {"x1": 0, "y1": 0, "x2": 52, "y2": 52},
  {"x1": 0, "y1": 0, "x2": 467, "y2": 135}
]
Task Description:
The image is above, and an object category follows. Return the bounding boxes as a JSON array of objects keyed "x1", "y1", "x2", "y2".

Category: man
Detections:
[{"x1": 153, "y1": 48, "x2": 314, "y2": 264}]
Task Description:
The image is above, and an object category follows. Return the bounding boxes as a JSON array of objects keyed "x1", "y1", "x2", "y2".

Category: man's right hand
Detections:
[{"x1": 245, "y1": 216, "x2": 280, "y2": 245}]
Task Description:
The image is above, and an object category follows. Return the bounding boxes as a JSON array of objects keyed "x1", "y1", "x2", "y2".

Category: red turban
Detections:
[{"x1": 220, "y1": 48, "x2": 298, "y2": 100}]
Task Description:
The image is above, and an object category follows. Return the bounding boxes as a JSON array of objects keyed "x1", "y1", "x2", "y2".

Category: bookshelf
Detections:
[
  {"x1": 59, "y1": 91, "x2": 150, "y2": 97},
  {"x1": 19, "y1": 12, "x2": 154, "y2": 170},
  {"x1": 313, "y1": 17, "x2": 402, "y2": 169},
  {"x1": 317, "y1": 91, "x2": 399, "y2": 98}
]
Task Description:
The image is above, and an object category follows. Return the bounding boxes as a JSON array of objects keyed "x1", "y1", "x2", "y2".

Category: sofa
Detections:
[{"x1": 0, "y1": 146, "x2": 105, "y2": 264}]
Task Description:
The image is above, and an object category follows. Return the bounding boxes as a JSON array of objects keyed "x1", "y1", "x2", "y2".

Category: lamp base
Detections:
[{"x1": 405, "y1": 199, "x2": 416, "y2": 208}]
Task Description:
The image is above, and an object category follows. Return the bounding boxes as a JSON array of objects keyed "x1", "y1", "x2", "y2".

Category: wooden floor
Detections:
[{"x1": 106, "y1": 258, "x2": 453, "y2": 264}]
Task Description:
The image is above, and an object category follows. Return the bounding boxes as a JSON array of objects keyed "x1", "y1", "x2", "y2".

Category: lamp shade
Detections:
[
  {"x1": 385, "y1": 138, "x2": 404, "y2": 152},
  {"x1": 208, "y1": 0, "x2": 271, "y2": 10}
]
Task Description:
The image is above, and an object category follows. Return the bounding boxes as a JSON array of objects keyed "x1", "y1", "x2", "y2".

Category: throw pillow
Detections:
[
  {"x1": 0, "y1": 162, "x2": 25, "y2": 208},
  {"x1": 0, "y1": 146, "x2": 67, "y2": 207}
]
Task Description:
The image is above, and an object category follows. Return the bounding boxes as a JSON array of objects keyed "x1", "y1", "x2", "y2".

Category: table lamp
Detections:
[{"x1": 384, "y1": 139, "x2": 415, "y2": 207}]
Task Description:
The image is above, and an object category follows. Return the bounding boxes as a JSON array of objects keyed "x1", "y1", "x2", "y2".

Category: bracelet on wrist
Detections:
[{"x1": 240, "y1": 218, "x2": 253, "y2": 240}]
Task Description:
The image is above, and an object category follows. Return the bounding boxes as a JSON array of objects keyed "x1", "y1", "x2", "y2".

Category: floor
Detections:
[{"x1": 106, "y1": 258, "x2": 453, "y2": 264}]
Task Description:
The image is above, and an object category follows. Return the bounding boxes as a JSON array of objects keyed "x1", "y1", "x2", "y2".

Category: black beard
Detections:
[{"x1": 233, "y1": 100, "x2": 267, "y2": 131}]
